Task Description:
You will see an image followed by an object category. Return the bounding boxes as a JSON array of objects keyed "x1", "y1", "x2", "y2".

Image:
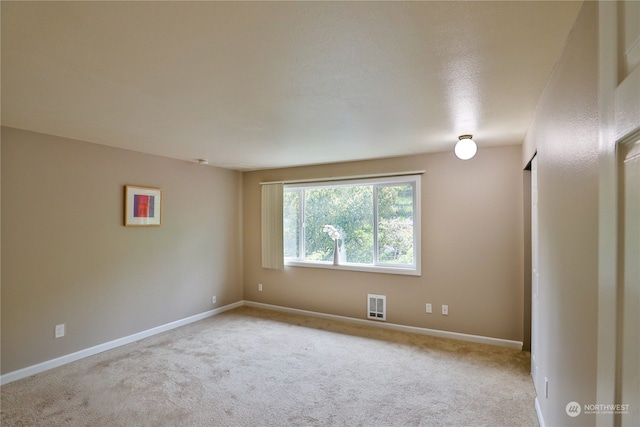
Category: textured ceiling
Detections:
[{"x1": 1, "y1": 1, "x2": 583, "y2": 170}]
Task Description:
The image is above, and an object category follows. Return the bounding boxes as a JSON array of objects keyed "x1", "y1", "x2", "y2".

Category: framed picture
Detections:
[{"x1": 124, "y1": 185, "x2": 162, "y2": 226}]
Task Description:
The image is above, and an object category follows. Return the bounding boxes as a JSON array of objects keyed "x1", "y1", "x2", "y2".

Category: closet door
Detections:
[
  {"x1": 598, "y1": 1, "x2": 640, "y2": 426},
  {"x1": 620, "y1": 136, "x2": 640, "y2": 427},
  {"x1": 530, "y1": 156, "x2": 540, "y2": 393}
]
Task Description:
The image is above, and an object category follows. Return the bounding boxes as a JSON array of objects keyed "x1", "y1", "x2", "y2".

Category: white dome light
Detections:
[{"x1": 454, "y1": 135, "x2": 477, "y2": 160}]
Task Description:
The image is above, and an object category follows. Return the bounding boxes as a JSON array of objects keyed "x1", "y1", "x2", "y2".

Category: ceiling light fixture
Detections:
[
  {"x1": 196, "y1": 159, "x2": 209, "y2": 165},
  {"x1": 454, "y1": 135, "x2": 477, "y2": 160}
]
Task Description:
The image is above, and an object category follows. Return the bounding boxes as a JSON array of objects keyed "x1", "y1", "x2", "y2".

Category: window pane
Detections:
[
  {"x1": 283, "y1": 190, "x2": 300, "y2": 259},
  {"x1": 377, "y1": 184, "x2": 414, "y2": 264},
  {"x1": 304, "y1": 185, "x2": 374, "y2": 264}
]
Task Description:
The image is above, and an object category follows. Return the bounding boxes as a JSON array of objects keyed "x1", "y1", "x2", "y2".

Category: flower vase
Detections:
[{"x1": 333, "y1": 239, "x2": 340, "y2": 265}]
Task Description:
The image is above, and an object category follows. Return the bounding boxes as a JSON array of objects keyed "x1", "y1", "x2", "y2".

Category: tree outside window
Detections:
[{"x1": 283, "y1": 175, "x2": 419, "y2": 273}]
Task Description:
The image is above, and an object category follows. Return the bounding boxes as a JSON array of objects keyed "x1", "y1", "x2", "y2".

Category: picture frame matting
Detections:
[{"x1": 124, "y1": 185, "x2": 162, "y2": 226}]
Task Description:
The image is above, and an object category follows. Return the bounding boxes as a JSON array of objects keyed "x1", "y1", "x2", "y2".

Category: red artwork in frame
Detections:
[{"x1": 124, "y1": 185, "x2": 162, "y2": 226}]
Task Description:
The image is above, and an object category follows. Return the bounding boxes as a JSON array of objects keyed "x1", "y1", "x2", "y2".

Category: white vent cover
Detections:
[{"x1": 367, "y1": 294, "x2": 386, "y2": 321}]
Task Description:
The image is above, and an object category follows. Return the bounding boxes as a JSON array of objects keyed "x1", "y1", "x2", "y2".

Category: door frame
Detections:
[{"x1": 597, "y1": 1, "x2": 640, "y2": 426}]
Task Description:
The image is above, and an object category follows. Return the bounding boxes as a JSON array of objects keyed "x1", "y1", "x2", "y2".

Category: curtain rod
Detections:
[{"x1": 259, "y1": 170, "x2": 425, "y2": 186}]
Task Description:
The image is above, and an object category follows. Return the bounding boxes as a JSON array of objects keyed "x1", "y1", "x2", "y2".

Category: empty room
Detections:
[{"x1": 1, "y1": 1, "x2": 638, "y2": 427}]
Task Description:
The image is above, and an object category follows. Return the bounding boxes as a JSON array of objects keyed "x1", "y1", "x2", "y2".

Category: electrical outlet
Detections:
[
  {"x1": 55, "y1": 324, "x2": 65, "y2": 338},
  {"x1": 426, "y1": 303, "x2": 432, "y2": 314},
  {"x1": 258, "y1": 283, "x2": 263, "y2": 292},
  {"x1": 442, "y1": 305, "x2": 449, "y2": 315},
  {"x1": 212, "y1": 296, "x2": 217, "y2": 304}
]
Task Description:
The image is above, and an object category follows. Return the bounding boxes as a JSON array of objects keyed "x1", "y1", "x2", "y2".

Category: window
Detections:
[{"x1": 283, "y1": 175, "x2": 421, "y2": 275}]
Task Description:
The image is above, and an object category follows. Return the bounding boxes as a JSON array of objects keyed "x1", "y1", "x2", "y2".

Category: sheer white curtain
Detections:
[{"x1": 261, "y1": 183, "x2": 284, "y2": 269}]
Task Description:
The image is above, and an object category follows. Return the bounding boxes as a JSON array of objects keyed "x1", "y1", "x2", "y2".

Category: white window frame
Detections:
[{"x1": 284, "y1": 175, "x2": 421, "y2": 276}]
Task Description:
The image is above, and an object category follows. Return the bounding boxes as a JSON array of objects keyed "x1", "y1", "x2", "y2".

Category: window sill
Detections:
[{"x1": 284, "y1": 260, "x2": 421, "y2": 276}]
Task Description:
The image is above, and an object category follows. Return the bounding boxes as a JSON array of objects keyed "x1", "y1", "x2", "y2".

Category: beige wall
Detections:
[
  {"x1": 243, "y1": 146, "x2": 524, "y2": 342},
  {"x1": 1, "y1": 127, "x2": 244, "y2": 374},
  {"x1": 523, "y1": 2, "x2": 599, "y2": 426}
]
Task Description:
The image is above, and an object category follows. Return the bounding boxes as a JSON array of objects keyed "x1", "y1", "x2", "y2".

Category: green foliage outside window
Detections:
[
  {"x1": 284, "y1": 180, "x2": 415, "y2": 267},
  {"x1": 304, "y1": 185, "x2": 373, "y2": 263},
  {"x1": 377, "y1": 185, "x2": 414, "y2": 264}
]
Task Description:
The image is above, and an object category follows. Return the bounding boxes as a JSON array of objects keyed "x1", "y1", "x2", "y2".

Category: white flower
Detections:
[{"x1": 322, "y1": 225, "x2": 341, "y2": 241}]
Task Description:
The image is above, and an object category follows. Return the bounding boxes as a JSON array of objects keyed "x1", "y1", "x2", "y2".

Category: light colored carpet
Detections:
[{"x1": 1, "y1": 306, "x2": 538, "y2": 426}]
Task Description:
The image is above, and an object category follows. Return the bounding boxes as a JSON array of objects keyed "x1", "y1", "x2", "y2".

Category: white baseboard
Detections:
[
  {"x1": 535, "y1": 397, "x2": 546, "y2": 427},
  {"x1": 0, "y1": 301, "x2": 243, "y2": 385},
  {"x1": 243, "y1": 301, "x2": 523, "y2": 350},
  {"x1": 1, "y1": 299, "x2": 522, "y2": 386}
]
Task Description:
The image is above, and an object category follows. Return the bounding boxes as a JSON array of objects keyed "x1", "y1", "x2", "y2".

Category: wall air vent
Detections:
[{"x1": 367, "y1": 294, "x2": 386, "y2": 321}]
